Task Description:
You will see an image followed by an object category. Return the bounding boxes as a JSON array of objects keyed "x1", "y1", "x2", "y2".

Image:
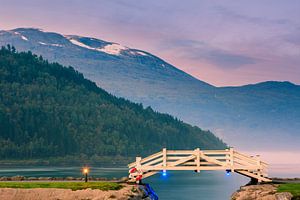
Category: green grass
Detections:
[
  {"x1": 278, "y1": 183, "x2": 300, "y2": 197},
  {"x1": 0, "y1": 181, "x2": 122, "y2": 191}
]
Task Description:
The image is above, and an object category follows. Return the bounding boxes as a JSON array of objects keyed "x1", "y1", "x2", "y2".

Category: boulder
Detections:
[
  {"x1": 231, "y1": 184, "x2": 293, "y2": 200},
  {"x1": 275, "y1": 192, "x2": 293, "y2": 200},
  {"x1": 0, "y1": 176, "x2": 10, "y2": 181},
  {"x1": 27, "y1": 177, "x2": 38, "y2": 181},
  {"x1": 11, "y1": 176, "x2": 25, "y2": 181}
]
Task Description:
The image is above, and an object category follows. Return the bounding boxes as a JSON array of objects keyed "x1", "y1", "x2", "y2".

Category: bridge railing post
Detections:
[
  {"x1": 195, "y1": 148, "x2": 200, "y2": 172},
  {"x1": 163, "y1": 148, "x2": 167, "y2": 171},
  {"x1": 136, "y1": 157, "x2": 142, "y2": 171},
  {"x1": 226, "y1": 149, "x2": 229, "y2": 167},
  {"x1": 256, "y1": 155, "x2": 262, "y2": 182},
  {"x1": 230, "y1": 147, "x2": 234, "y2": 172}
]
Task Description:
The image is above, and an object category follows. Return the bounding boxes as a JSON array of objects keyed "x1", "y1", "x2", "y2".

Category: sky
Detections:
[{"x1": 0, "y1": 0, "x2": 300, "y2": 86}]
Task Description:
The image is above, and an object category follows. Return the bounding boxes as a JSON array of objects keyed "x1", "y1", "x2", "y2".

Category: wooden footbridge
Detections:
[{"x1": 128, "y1": 148, "x2": 271, "y2": 183}]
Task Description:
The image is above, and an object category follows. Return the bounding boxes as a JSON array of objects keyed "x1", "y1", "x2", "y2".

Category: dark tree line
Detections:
[{"x1": 0, "y1": 45, "x2": 226, "y2": 159}]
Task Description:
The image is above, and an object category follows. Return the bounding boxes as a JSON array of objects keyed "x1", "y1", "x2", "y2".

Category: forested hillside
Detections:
[{"x1": 0, "y1": 46, "x2": 225, "y2": 162}]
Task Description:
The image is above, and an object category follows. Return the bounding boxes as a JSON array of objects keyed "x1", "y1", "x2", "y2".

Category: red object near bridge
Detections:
[
  {"x1": 136, "y1": 175, "x2": 143, "y2": 181},
  {"x1": 129, "y1": 167, "x2": 137, "y2": 173}
]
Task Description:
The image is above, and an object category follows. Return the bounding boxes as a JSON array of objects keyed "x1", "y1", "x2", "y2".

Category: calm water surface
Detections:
[{"x1": 0, "y1": 166, "x2": 249, "y2": 200}]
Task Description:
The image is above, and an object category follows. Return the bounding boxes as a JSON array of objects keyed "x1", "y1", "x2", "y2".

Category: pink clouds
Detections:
[{"x1": 1, "y1": 0, "x2": 300, "y2": 86}]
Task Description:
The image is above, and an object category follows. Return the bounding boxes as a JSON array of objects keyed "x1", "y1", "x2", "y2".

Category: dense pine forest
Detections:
[{"x1": 0, "y1": 45, "x2": 225, "y2": 164}]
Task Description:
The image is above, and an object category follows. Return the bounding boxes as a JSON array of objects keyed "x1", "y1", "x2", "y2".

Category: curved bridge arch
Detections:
[{"x1": 128, "y1": 148, "x2": 271, "y2": 183}]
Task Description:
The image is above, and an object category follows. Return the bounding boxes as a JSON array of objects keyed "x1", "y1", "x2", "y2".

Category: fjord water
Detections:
[{"x1": 0, "y1": 167, "x2": 248, "y2": 200}]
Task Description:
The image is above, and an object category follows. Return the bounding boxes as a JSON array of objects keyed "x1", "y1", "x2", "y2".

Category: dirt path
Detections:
[{"x1": 0, "y1": 184, "x2": 142, "y2": 200}]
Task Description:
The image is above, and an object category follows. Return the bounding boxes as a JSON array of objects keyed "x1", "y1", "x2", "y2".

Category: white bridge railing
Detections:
[{"x1": 128, "y1": 148, "x2": 271, "y2": 183}]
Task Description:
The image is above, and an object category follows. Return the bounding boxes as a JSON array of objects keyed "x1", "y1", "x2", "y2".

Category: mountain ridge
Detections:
[{"x1": 1, "y1": 27, "x2": 299, "y2": 151}]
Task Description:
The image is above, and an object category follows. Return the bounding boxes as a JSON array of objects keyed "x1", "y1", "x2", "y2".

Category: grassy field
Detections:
[
  {"x1": 278, "y1": 183, "x2": 300, "y2": 198},
  {"x1": 0, "y1": 181, "x2": 122, "y2": 191}
]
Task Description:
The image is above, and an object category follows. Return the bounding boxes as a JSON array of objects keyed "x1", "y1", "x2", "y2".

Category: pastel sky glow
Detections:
[{"x1": 1, "y1": 0, "x2": 300, "y2": 86}]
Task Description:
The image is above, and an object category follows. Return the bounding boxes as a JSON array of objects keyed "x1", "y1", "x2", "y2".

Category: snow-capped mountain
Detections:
[{"x1": 1, "y1": 28, "x2": 299, "y2": 151}]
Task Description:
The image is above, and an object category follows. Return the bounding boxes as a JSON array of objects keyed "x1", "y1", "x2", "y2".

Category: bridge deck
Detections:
[{"x1": 128, "y1": 148, "x2": 271, "y2": 183}]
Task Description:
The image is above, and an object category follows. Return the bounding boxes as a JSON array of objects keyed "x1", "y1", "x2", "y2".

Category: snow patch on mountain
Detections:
[
  {"x1": 38, "y1": 42, "x2": 63, "y2": 47},
  {"x1": 67, "y1": 37, "x2": 94, "y2": 50},
  {"x1": 136, "y1": 51, "x2": 148, "y2": 56},
  {"x1": 13, "y1": 32, "x2": 28, "y2": 41},
  {"x1": 129, "y1": 50, "x2": 148, "y2": 56},
  {"x1": 98, "y1": 44, "x2": 128, "y2": 55},
  {"x1": 66, "y1": 36, "x2": 128, "y2": 55}
]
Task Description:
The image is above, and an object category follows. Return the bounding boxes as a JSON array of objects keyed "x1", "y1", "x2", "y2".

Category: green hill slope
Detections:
[{"x1": 0, "y1": 46, "x2": 225, "y2": 163}]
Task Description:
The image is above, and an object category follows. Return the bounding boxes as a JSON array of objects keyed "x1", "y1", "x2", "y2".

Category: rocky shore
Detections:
[
  {"x1": 0, "y1": 184, "x2": 147, "y2": 200},
  {"x1": 0, "y1": 175, "x2": 127, "y2": 182},
  {"x1": 231, "y1": 184, "x2": 293, "y2": 200}
]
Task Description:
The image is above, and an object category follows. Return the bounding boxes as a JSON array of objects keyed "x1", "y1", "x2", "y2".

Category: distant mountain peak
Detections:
[
  {"x1": 1, "y1": 27, "x2": 156, "y2": 59},
  {"x1": 242, "y1": 80, "x2": 299, "y2": 89},
  {"x1": 11, "y1": 27, "x2": 44, "y2": 33}
]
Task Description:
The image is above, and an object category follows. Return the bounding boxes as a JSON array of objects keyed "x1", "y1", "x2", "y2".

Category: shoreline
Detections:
[
  {"x1": 0, "y1": 176, "x2": 129, "y2": 183},
  {"x1": 0, "y1": 184, "x2": 145, "y2": 200}
]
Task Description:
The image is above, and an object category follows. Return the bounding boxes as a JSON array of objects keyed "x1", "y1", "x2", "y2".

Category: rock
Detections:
[
  {"x1": 275, "y1": 192, "x2": 293, "y2": 200},
  {"x1": 11, "y1": 175, "x2": 25, "y2": 181},
  {"x1": 98, "y1": 177, "x2": 108, "y2": 181},
  {"x1": 36, "y1": 177, "x2": 53, "y2": 181},
  {"x1": 231, "y1": 184, "x2": 293, "y2": 200},
  {"x1": 120, "y1": 177, "x2": 129, "y2": 182},
  {"x1": 65, "y1": 176, "x2": 75, "y2": 180},
  {"x1": 0, "y1": 176, "x2": 10, "y2": 181},
  {"x1": 27, "y1": 177, "x2": 38, "y2": 181}
]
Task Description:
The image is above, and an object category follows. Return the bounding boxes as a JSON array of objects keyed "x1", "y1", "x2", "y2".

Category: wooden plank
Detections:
[
  {"x1": 202, "y1": 150, "x2": 229, "y2": 155},
  {"x1": 201, "y1": 154, "x2": 226, "y2": 166},
  {"x1": 234, "y1": 151, "x2": 259, "y2": 163},
  {"x1": 141, "y1": 151, "x2": 163, "y2": 164},
  {"x1": 226, "y1": 149, "x2": 230, "y2": 167},
  {"x1": 167, "y1": 156, "x2": 192, "y2": 160},
  {"x1": 234, "y1": 154, "x2": 258, "y2": 165},
  {"x1": 169, "y1": 155, "x2": 196, "y2": 166},
  {"x1": 236, "y1": 170, "x2": 271, "y2": 182},
  {"x1": 204, "y1": 156, "x2": 227, "y2": 160},
  {"x1": 196, "y1": 148, "x2": 200, "y2": 172},
  {"x1": 233, "y1": 158, "x2": 258, "y2": 167},
  {"x1": 167, "y1": 150, "x2": 194, "y2": 155},
  {"x1": 128, "y1": 151, "x2": 162, "y2": 168},
  {"x1": 182, "y1": 161, "x2": 216, "y2": 165},
  {"x1": 163, "y1": 148, "x2": 167, "y2": 170},
  {"x1": 144, "y1": 157, "x2": 163, "y2": 167},
  {"x1": 128, "y1": 151, "x2": 163, "y2": 168},
  {"x1": 230, "y1": 148, "x2": 234, "y2": 172},
  {"x1": 166, "y1": 156, "x2": 229, "y2": 161},
  {"x1": 136, "y1": 157, "x2": 142, "y2": 170}
]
